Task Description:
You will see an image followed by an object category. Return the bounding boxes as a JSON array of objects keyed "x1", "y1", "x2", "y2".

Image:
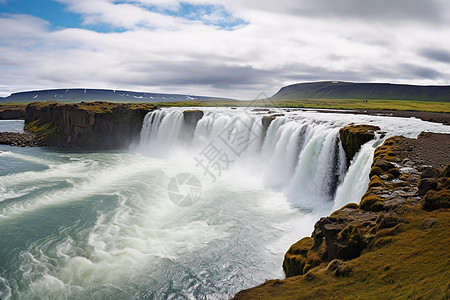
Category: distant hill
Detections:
[
  {"x1": 271, "y1": 81, "x2": 450, "y2": 101},
  {"x1": 0, "y1": 88, "x2": 233, "y2": 103}
]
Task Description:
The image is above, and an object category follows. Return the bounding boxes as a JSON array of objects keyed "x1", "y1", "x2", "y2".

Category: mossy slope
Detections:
[{"x1": 233, "y1": 132, "x2": 450, "y2": 300}]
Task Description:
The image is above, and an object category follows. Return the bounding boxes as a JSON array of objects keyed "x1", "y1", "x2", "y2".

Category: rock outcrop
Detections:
[
  {"x1": 24, "y1": 102, "x2": 155, "y2": 149},
  {"x1": 0, "y1": 105, "x2": 26, "y2": 119},
  {"x1": 182, "y1": 110, "x2": 204, "y2": 139},
  {"x1": 339, "y1": 125, "x2": 380, "y2": 165},
  {"x1": 262, "y1": 115, "x2": 276, "y2": 133},
  {"x1": 261, "y1": 114, "x2": 284, "y2": 138},
  {"x1": 234, "y1": 131, "x2": 450, "y2": 300},
  {"x1": 183, "y1": 110, "x2": 204, "y2": 127}
]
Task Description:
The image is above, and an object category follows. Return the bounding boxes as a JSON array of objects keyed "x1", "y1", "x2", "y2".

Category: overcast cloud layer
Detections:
[{"x1": 0, "y1": 0, "x2": 449, "y2": 99}]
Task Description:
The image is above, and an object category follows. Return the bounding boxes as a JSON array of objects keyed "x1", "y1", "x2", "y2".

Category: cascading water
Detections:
[
  {"x1": 136, "y1": 108, "x2": 361, "y2": 211},
  {"x1": 1, "y1": 111, "x2": 449, "y2": 300}
]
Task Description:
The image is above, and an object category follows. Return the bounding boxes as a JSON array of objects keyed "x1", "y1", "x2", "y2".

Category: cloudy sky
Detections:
[{"x1": 1, "y1": 0, "x2": 449, "y2": 99}]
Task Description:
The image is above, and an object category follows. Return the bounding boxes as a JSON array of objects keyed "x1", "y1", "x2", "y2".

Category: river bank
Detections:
[
  {"x1": 320, "y1": 109, "x2": 450, "y2": 125},
  {"x1": 233, "y1": 131, "x2": 450, "y2": 299}
]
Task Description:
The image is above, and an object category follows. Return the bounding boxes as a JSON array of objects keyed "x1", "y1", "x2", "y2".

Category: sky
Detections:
[{"x1": 0, "y1": 0, "x2": 449, "y2": 99}]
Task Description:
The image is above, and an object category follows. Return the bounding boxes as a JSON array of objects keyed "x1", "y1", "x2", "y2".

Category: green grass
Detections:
[
  {"x1": 3, "y1": 98, "x2": 449, "y2": 113},
  {"x1": 0, "y1": 102, "x2": 28, "y2": 106},
  {"x1": 269, "y1": 99, "x2": 450, "y2": 112},
  {"x1": 150, "y1": 98, "x2": 450, "y2": 113}
]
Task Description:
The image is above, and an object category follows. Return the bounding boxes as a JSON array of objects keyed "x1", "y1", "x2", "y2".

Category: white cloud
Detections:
[{"x1": 0, "y1": 0, "x2": 449, "y2": 99}]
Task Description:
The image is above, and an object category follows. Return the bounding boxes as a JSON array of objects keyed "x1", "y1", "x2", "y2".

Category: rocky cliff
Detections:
[
  {"x1": 0, "y1": 105, "x2": 25, "y2": 119},
  {"x1": 234, "y1": 130, "x2": 450, "y2": 299},
  {"x1": 24, "y1": 102, "x2": 155, "y2": 149}
]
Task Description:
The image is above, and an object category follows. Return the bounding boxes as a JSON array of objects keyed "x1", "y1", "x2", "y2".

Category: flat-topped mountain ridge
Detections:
[
  {"x1": 271, "y1": 81, "x2": 450, "y2": 101},
  {"x1": 0, "y1": 88, "x2": 232, "y2": 103}
]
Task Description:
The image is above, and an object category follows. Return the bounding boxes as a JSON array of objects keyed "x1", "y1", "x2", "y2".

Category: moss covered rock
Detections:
[
  {"x1": 368, "y1": 175, "x2": 384, "y2": 188},
  {"x1": 360, "y1": 195, "x2": 384, "y2": 212},
  {"x1": 420, "y1": 167, "x2": 441, "y2": 179},
  {"x1": 419, "y1": 178, "x2": 439, "y2": 196},
  {"x1": 326, "y1": 259, "x2": 354, "y2": 277},
  {"x1": 339, "y1": 125, "x2": 380, "y2": 166},
  {"x1": 422, "y1": 189, "x2": 450, "y2": 210},
  {"x1": 283, "y1": 237, "x2": 314, "y2": 278},
  {"x1": 442, "y1": 164, "x2": 450, "y2": 177},
  {"x1": 369, "y1": 166, "x2": 383, "y2": 178}
]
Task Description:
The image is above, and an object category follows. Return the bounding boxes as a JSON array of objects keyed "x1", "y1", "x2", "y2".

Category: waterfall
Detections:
[
  {"x1": 139, "y1": 110, "x2": 185, "y2": 157},
  {"x1": 137, "y1": 107, "x2": 377, "y2": 211}
]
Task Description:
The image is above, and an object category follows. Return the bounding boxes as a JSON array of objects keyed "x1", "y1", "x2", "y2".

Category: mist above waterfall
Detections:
[{"x1": 136, "y1": 107, "x2": 449, "y2": 212}]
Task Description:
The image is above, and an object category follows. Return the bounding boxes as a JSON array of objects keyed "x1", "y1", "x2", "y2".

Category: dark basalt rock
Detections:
[
  {"x1": 182, "y1": 110, "x2": 204, "y2": 141},
  {"x1": 0, "y1": 108, "x2": 25, "y2": 120},
  {"x1": 262, "y1": 115, "x2": 275, "y2": 133},
  {"x1": 373, "y1": 159, "x2": 395, "y2": 172},
  {"x1": 183, "y1": 110, "x2": 204, "y2": 127},
  {"x1": 24, "y1": 102, "x2": 155, "y2": 150},
  {"x1": 421, "y1": 167, "x2": 441, "y2": 179},
  {"x1": 261, "y1": 114, "x2": 285, "y2": 139},
  {"x1": 419, "y1": 178, "x2": 439, "y2": 196},
  {"x1": 316, "y1": 210, "x2": 377, "y2": 260}
]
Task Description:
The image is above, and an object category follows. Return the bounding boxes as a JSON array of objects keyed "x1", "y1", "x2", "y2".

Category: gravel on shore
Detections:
[
  {"x1": 395, "y1": 132, "x2": 450, "y2": 170},
  {"x1": 0, "y1": 131, "x2": 39, "y2": 147}
]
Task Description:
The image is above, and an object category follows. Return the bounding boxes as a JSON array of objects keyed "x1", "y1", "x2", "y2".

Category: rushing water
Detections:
[{"x1": 0, "y1": 109, "x2": 449, "y2": 300}]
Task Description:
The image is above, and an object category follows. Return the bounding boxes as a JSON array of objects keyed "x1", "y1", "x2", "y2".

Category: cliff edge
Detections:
[
  {"x1": 0, "y1": 105, "x2": 25, "y2": 119},
  {"x1": 234, "y1": 131, "x2": 450, "y2": 299},
  {"x1": 24, "y1": 102, "x2": 155, "y2": 150}
]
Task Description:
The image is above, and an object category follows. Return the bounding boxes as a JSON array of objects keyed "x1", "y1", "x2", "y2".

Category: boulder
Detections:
[
  {"x1": 360, "y1": 195, "x2": 384, "y2": 212},
  {"x1": 418, "y1": 178, "x2": 438, "y2": 196},
  {"x1": 420, "y1": 167, "x2": 441, "y2": 179},
  {"x1": 369, "y1": 166, "x2": 383, "y2": 178},
  {"x1": 422, "y1": 189, "x2": 450, "y2": 210},
  {"x1": 373, "y1": 159, "x2": 395, "y2": 172},
  {"x1": 326, "y1": 259, "x2": 353, "y2": 277}
]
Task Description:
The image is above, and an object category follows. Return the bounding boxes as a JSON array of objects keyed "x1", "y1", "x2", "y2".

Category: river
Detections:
[{"x1": 0, "y1": 109, "x2": 449, "y2": 299}]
